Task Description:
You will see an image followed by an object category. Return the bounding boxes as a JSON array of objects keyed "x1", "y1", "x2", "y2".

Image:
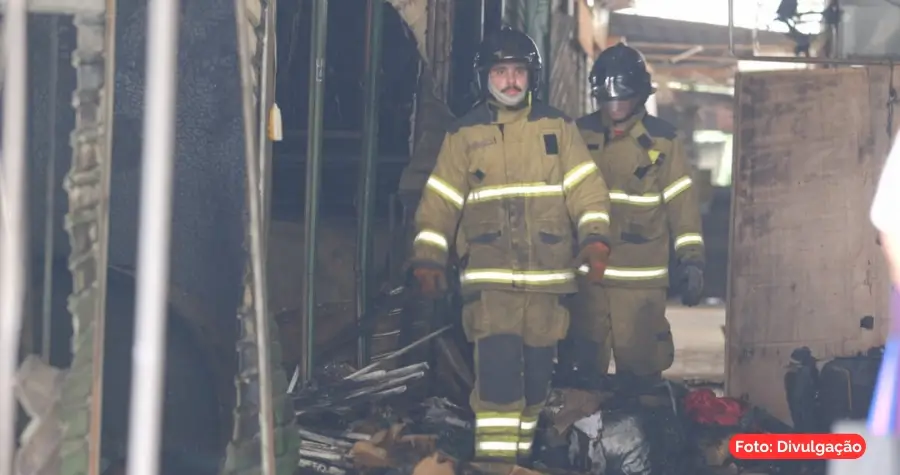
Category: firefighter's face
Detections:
[
  {"x1": 600, "y1": 98, "x2": 638, "y2": 122},
  {"x1": 488, "y1": 61, "x2": 529, "y2": 104}
]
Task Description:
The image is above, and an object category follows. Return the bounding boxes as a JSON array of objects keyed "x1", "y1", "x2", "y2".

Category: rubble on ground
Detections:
[{"x1": 290, "y1": 340, "x2": 882, "y2": 474}]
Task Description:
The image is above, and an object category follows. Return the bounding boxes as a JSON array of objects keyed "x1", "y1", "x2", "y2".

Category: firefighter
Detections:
[
  {"x1": 407, "y1": 28, "x2": 613, "y2": 470},
  {"x1": 570, "y1": 43, "x2": 705, "y2": 382}
]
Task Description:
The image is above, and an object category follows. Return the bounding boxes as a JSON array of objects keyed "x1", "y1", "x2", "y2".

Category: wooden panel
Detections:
[{"x1": 727, "y1": 67, "x2": 896, "y2": 423}]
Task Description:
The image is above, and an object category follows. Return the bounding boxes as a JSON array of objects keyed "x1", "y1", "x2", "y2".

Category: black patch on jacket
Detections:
[
  {"x1": 575, "y1": 112, "x2": 604, "y2": 133},
  {"x1": 472, "y1": 169, "x2": 485, "y2": 181},
  {"x1": 587, "y1": 143, "x2": 600, "y2": 150},
  {"x1": 448, "y1": 102, "x2": 493, "y2": 133},
  {"x1": 529, "y1": 101, "x2": 571, "y2": 122},
  {"x1": 636, "y1": 134, "x2": 654, "y2": 150},
  {"x1": 543, "y1": 134, "x2": 559, "y2": 155},
  {"x1": 642, "y1": 115, "x2": 678, "y2": 139},
  {"x1": 634, "y1": 164, "x2": 652, "y2": 179}
]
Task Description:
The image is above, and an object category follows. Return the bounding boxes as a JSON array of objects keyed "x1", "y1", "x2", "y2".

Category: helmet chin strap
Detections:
[{"x1": 488, "y1": 80, "x2": 527, "y2": 107}]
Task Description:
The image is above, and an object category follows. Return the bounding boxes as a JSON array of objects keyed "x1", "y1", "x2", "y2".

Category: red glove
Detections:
[
  {"x1": 412, "y1": 267, "x2": 448, "y2": 299},
  {"x1": 577, "y1": 242, "x2": 610, "y2": 283}
]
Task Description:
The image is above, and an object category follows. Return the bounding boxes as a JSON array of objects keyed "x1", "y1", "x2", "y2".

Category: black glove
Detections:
[{"x1": 679, "y1": 263, "x2": 704, "y2": 307}]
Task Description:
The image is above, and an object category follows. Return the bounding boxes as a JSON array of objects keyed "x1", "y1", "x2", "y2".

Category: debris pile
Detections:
[
  {"x1": 290, "y1": 323, "x2": 474, "y2": 475},
  {"x1": 294, "y1": 362, "x2": 430, "y2": 416},
  {"x1": 288, "y1": 336, "x2": 885, "y2": 474},
  {"x1": 294, "y1": 397, "x2": 473, "y2": 475}
]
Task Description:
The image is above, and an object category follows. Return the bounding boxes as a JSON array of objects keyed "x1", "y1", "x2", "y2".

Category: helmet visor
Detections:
[
  {"x1": 601, "y1": 98, "x2": 639, "y2": 123},
  {"x1": 592, "y1": 75, "x2": 637, "y2": 102}
]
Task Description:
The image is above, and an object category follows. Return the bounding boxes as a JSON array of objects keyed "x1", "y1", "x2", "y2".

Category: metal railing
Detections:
[
  {"x1": 0, "y1": 0, "x2": 281, "y2": 474},
  {"x1": 0, "y1": 0, "x2": 30, "y2": 473}
]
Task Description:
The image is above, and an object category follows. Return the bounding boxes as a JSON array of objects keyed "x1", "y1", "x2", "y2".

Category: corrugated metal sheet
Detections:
[{"x1": 548, "y1": 12, "x2": 588, "y2": 117}]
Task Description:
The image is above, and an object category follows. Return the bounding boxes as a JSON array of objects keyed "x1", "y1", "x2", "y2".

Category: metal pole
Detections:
[
  {"x1": 726, "y1": 0, "x2": 895, "y2": 66},
  {"x1": 124, "y1": 0, "x2": 180, "y2": 472},
  {"x1": 728, "y1": 0, "x2": 734, "y2": 59},
  {"x1": 235, "y1": 0, "x2": 278, "y2": 470},
  {"x1": 478, "y1": 0, "x2": 485, "y2": 41},
  {"x1": 355, "y1": 0, "x2": 384, "y2": 369},
  {"x1": 301, "y1": 0, "x2": 329, "y2": 383},
  {"x1": 258, "y1": 0, "x2": 277, "y2": 251},
  {"x1": 41, "y1": 16, "x2": 61, "y2": 363},
  {"x1": 0, "y1": 0, "x2": 28, "y2": 470}
]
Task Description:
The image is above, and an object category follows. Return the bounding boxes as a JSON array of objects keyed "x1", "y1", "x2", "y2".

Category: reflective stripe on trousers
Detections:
[{"x1": 475, "y1": 411, "x2": 522, "y2": 460}]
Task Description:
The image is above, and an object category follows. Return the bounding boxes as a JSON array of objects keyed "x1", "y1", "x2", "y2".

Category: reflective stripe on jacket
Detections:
[
  {"x1": 411, "y1": 99, "x2": 612, "y2": 294},
  {"x1": 576, "y1": 109, "x2": 705, "y2": 288}
]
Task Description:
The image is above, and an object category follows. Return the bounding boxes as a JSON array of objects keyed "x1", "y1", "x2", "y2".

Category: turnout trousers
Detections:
[
  {"x1": 568, "y1": 282, "x2": 674, "y2": 377},
  {"x1": 462, "y1": 290, "x2": 570, "y2": 467}
]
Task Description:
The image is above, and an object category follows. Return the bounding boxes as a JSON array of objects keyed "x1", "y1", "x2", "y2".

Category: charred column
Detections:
[
  {"x1": 222, "y1": 0, "x2": 300, "y2": 473},
  {"x1": 56, "y1": 1, "x2": 117, "y2": 474}
]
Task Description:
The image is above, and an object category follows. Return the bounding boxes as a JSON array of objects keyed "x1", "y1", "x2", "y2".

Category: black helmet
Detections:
[
  {"x1": 589, "y1": 43, "x2": 655, "y2": 102},
  {"x1": 473, "y1": 27, "x2": 542, "y2": 97}
]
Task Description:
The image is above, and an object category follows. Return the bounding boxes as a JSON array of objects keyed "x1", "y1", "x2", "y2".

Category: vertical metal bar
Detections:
[
  {"x1": 235, "y1": 0, "x2": 278, "y2": 471},
  {"x1": 478, "y1": 0, "x2": 485, "y2": 41},
  {"x1": 0, "y1": 0, "x2": 28, "y2": 470},
  {"x1": 728, "y1": 0, "x2": 735, "y2": 57},
  {"x1": 41, "y1": 16, "x2": 61, "y2": 363},
  {"x1": 123, "y1": 0, "x2": 180, "y2": 472},
  {"x1": 301, "y1": 0, "x2": 329, "y2": 383},
  {"x1": 258, "y1": 0, "x2": 277, "y2": 251},
  {"x1": 355, "y1": 0, "x2": 384, "y2": 369}
]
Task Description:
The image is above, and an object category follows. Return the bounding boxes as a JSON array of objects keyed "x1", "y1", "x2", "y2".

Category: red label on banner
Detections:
[{"x1": 729, "y1": 434, "x2": 866, "y2": 460}]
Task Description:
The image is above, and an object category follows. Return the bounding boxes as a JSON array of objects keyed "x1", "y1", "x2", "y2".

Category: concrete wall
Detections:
[{"x1": 727, "y1": 67, "x2": 895, "y2": 423}]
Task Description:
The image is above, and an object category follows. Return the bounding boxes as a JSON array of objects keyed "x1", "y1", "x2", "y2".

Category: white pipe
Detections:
[
  {"x1": 124, "y1": 0, "x2": 181, "y2": 473},
  {"x1": 0, "y1": 0, "x2": 28, "y2": 471}
]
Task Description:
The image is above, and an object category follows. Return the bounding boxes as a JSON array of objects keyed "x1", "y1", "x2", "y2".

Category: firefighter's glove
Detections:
[
  {"x1": 576, "y1": 242, "x2": 611, "y2": 284},
  {"x1": 412, "y1": 266, "x2": 448, "y2": 299},
  {"x1": 679, "y1": 263, "x2": 704, "y2": 307}
]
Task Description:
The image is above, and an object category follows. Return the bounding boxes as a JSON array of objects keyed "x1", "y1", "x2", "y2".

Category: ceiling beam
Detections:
[
  {"x1": 629, "y1": 42, "x2": 757, "y2": 52},
  {"x1": 644, "y1": 53, "x2": 737, "y2": 64}
]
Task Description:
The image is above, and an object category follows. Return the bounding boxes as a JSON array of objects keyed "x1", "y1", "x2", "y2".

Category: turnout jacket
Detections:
[
  {"x1": 411, "y1": 99, "x2": 612, "y2": 294},
  {"x1": 576, "y1": 109, "x2": 705, "y2": 288}
]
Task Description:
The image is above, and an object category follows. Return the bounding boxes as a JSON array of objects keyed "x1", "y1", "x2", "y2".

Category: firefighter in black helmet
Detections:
[
  {"x1": 472, "y1": 26, "x2": 543, "y2": 104},
  {"x1": 408, "y1": 27, "x2": 612, "y2": 472},
  {"x1": 570, "y1": 43, "x2": 706, "y2": 383}
]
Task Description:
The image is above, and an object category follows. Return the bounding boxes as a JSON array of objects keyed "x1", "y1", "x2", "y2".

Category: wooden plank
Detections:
[{"x1": 726, "y1": 67, "x2": 895, "y2": 423}]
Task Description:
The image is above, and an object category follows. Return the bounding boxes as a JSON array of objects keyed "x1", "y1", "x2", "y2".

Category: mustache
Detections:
[{"x1": 502, "y1": 86, "x2": 523, "y2": 94}]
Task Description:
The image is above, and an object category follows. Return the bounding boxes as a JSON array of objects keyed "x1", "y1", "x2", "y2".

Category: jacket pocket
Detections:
[
  {"x1": 619, "y1": 205, "x2": 666, "y2": 244},
  {"x1": 533, "y1": 220, "x2": 576, "y2": 269},
  {"x1": 461, "y1": 221, "x2": 505, "y2": 269}
]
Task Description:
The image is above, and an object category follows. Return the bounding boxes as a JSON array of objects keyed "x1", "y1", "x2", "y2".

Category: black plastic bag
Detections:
[
  {"x1": 819, "y1": 348, "x2": 882, "y2": 428},
  {"x1": 784, "y1": 346, "x2": 825, "y2": 433},
  {"x1": 568, "y1": 409, "x2": 652, "y2": 475}
]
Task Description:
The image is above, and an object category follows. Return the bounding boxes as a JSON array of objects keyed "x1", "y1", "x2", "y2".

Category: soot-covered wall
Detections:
[{"x1": 27, "y1": 1, "x2": 247, "y2": 328}]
